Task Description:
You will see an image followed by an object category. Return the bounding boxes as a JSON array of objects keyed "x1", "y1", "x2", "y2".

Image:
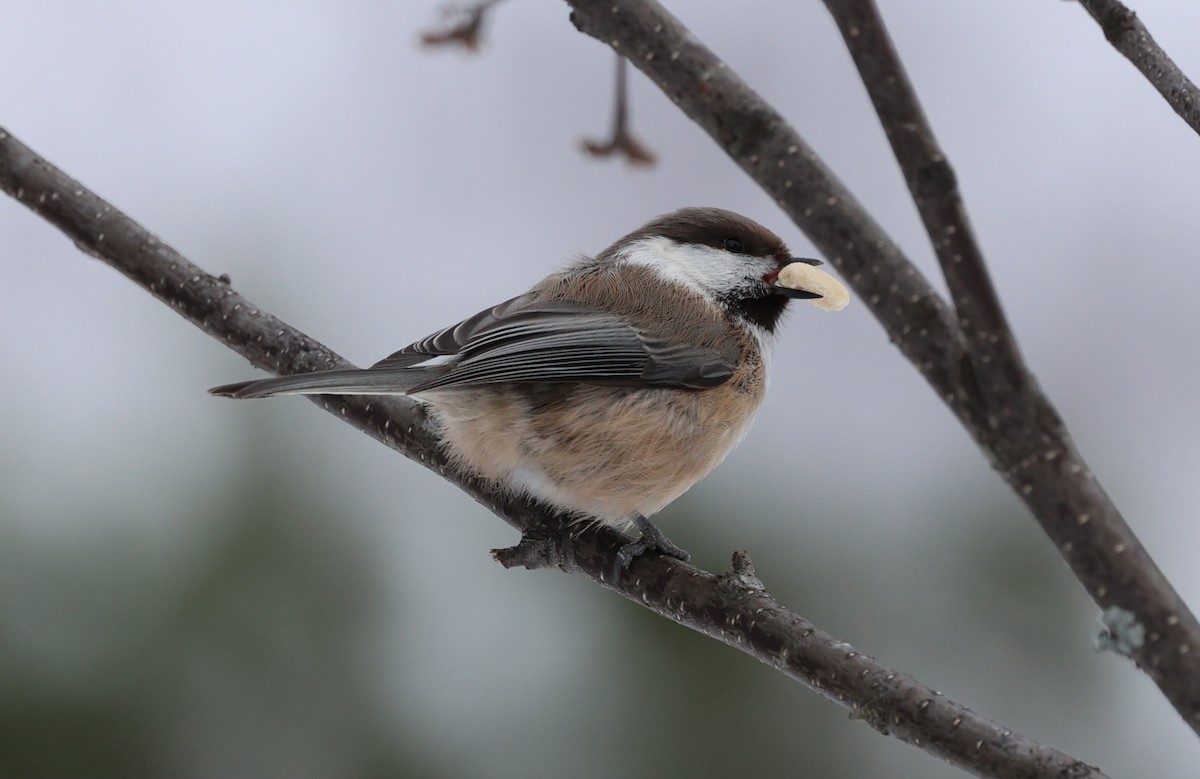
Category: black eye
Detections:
[{"x1": 722, "y1": 237, "x2": 744, "y2": 253}]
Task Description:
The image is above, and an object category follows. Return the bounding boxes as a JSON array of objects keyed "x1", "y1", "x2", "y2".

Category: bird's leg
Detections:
[{"x1": 613, "y1": 515, "x2": 690, "y2": 582}]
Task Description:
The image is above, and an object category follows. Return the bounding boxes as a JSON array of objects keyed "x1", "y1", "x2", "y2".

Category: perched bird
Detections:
[{"x1": 210, "y1": 207, "x2": 831, "y2": 578}]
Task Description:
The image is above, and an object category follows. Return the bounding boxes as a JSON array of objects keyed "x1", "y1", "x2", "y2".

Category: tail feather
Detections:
[{"x1": 209, "y1": 368, "x2": 427, "y2": 399}]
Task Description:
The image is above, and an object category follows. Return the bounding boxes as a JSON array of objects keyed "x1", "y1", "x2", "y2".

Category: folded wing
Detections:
[{"x1": 372, "y1": 295, "x2": 736, "y2": 392}]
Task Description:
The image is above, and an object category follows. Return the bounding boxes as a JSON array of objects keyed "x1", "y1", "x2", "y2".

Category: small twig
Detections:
[
  {"x1": 566, "y1": 0, "x2": 1200, "y2": 735},
  {"x1": 1078, "y1": 0, "x2": 1200, "y2": 137},
  {"x1": 0, "y1": 125, "x2": 1109, "y2": 779},
  {"x1": 581, "y1": 54, "x2": 657, "y2": 166},
  {"x1": 419, "y1": 0, "x2": 507, "y2": 52}
]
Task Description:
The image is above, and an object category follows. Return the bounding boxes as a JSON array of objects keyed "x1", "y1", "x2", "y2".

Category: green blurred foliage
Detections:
[{"x1": 0, "y1": 433, "x2": 441, "y2": 779}]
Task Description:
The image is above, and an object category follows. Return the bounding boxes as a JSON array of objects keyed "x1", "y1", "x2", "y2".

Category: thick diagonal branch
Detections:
[
  {"x1": 0, "y1": 127, "x2": 1110, "y2": 778},
  {"x1": 823, "y1": 0, "x2": 1022, "y2": 397},
  {"x1": 565, "y1": 0, "x2": 1200, "y2": 733}
]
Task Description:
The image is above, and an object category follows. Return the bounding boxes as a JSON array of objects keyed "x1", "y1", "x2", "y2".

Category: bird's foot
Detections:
[{"x1": 613, "y1": 515, "x2": 690, "y2": 583}]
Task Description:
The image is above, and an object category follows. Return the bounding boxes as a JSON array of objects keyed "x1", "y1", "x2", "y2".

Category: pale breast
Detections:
[{"x1": 426, "y1": 325, "x2": 767, "y2": 529}]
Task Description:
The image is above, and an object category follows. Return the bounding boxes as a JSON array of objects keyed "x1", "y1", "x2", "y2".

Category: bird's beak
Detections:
[{"x1": 766, "y1": 257, "x2": 824, "y2": 299}]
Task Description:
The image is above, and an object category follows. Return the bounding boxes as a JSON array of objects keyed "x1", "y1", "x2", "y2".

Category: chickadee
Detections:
[{"x1": 210, "y1": 207, "x2": 825, "y2": 577}]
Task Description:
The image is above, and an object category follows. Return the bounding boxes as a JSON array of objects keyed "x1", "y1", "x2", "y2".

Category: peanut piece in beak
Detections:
[{"x1": 778, "y1": 262, "x2": 850, "y2": 312}]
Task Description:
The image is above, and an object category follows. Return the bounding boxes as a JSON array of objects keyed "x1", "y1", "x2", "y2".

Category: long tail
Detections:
[{"x1": 209, "y1": 368, "x2": 427, "y2": 399}]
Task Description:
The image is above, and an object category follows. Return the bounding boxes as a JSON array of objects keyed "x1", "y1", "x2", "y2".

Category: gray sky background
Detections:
[{"x1": 3, "y1": 1, "x2": 1199, "y2": 776}]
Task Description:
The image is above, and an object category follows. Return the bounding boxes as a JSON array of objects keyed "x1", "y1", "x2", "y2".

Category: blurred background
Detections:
[{"x1": 2, "y1": 1, "x2": 1199, "y2": 776}]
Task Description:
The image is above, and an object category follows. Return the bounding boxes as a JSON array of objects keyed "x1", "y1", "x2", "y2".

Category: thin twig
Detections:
[
  {"x1": 581, "y1": 54, "x2": 657, "y2": 166},
  {"x1": 0, "y1": 126, "x2": 1109, "y2": 779},
  {"x1": 419, "y1": 0, "x2": 508, "y2": 52},
  {"x1": 1077, "y1": 0, "x2": 1200, "y2": 137},
  {"x1": 566, "y1": 0, "x2": 1200, "y2": 734}
]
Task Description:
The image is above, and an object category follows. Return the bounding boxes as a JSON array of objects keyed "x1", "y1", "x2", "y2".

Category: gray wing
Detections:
[{"x1": 370, "y1": 294, "x2": 736, "y2": 392}]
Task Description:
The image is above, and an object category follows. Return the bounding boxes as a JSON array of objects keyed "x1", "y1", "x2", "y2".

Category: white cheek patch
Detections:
[
  {"x1": 617, "y1": 234, "x2": 776, "y2": 360},
  {"x1": 617, "y1": 236, "x2": 771, "y2": 299}
]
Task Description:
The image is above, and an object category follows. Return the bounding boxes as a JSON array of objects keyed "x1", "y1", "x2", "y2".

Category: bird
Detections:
[{"x1": 210, "y1": 207, "x2": 829, "y2": 579}]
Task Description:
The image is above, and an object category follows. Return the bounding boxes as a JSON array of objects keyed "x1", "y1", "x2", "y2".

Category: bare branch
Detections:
[
  {"x1": 0, "y1": 126, "x2": 1112, "y2": 778},
  {"x1": 565, "y1": 0, "x2": 1200, "y2": 733},
  {"x1": 1078, "y1": 0, "x2": 1200, "y2": 137},
  {"x1": 822, "y1": 0, "x2": 1022, "y2": 395},
  {"x1": 581, "y1": 55, "x2": 657, "y2": 166}
]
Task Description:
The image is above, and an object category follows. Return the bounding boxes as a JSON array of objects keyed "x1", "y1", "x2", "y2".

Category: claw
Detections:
[{"x1": 612, "y1": 515, "x2": 691, "y2": 583}]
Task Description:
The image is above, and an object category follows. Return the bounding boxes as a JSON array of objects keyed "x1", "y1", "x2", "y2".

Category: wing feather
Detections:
[{"x1": 371, "y1": 293, "x2": 736, "y2": 392}]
